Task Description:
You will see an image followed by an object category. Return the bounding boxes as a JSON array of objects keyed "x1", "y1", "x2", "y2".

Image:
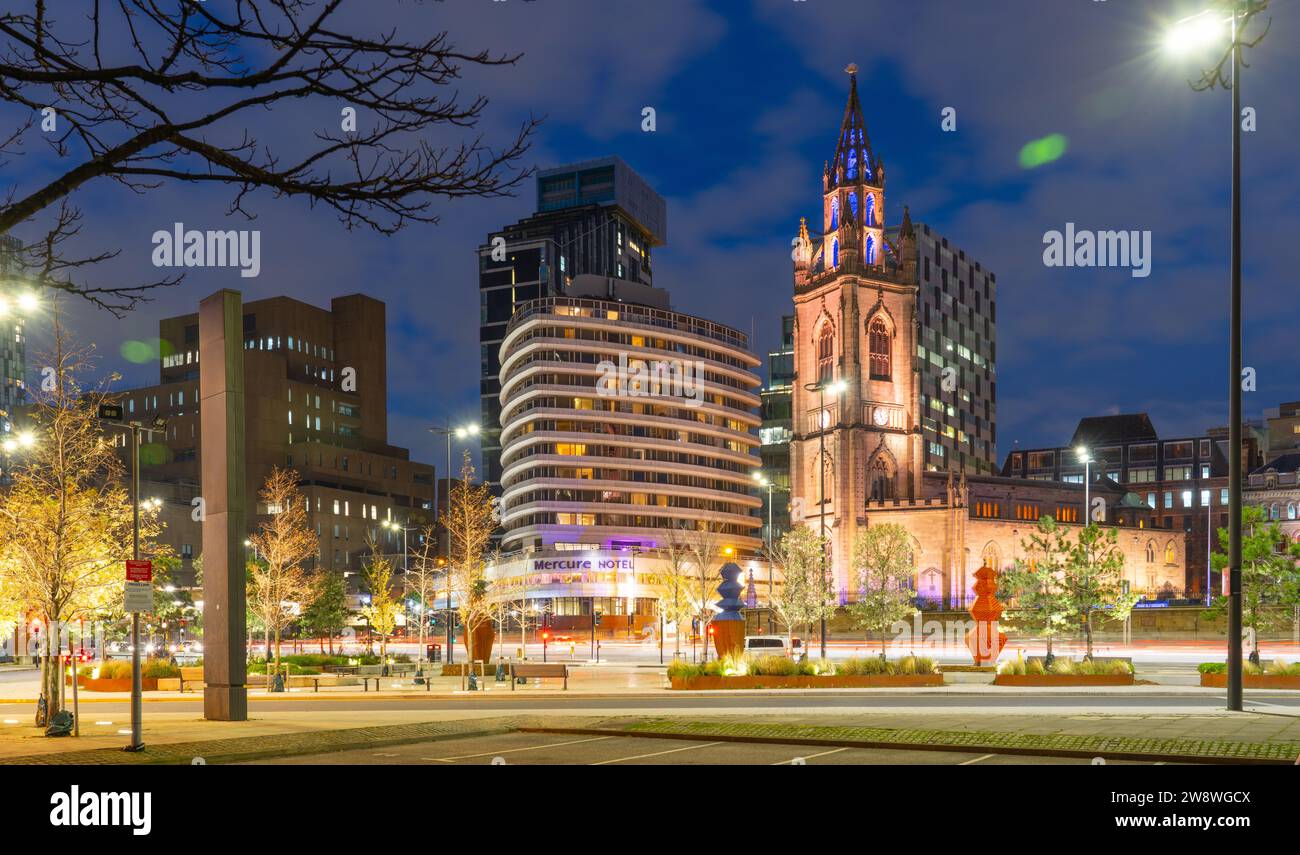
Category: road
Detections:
[{"x1": 239, "y1": 730, "x2": 1167, "y2": 765}]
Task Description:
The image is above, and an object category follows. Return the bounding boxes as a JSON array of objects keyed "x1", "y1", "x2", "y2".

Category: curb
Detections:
[{"x1": 517, "y1": 726, "x2": 1300, "y2": 765}]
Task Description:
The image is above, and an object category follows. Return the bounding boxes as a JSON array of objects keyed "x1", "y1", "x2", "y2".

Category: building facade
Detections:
[
  {"x1": 0, "y1": 236, "x2": 30, "y2": 442},
  {"x1": 758, "y1": 314, "x2": 794, "y2": 545},
  {"x1": 114, "y1": 294, "x2": 435, "y2": 584},
  {"x1": 788, "y1": 68, "x2": 1180, "y2": 604},
  {"x1": 478, "y1": 156, "x2": 667, "y2": 488},
  {"x1": 496, "y1": 288, "x2": 763, "y2": 554},
  {"x1": 1001, "y1": 413, "x2": 1250, "y2": 596}
]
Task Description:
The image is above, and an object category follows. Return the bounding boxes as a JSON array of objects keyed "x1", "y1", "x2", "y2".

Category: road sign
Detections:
[
  {"x1": 125, "y1": 559, "x2": 152, "y2": 582},
  {"x1": 97, "y1": 403, "x2": 123, "y2": 421},
  {"x1": 123, "y1": 581, "x2": 152, "y2": 613}
]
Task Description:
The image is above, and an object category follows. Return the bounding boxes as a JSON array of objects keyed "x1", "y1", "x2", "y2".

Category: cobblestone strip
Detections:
[{"x1": 623, "y1": 720, "x2": 1300, "y2": 763}]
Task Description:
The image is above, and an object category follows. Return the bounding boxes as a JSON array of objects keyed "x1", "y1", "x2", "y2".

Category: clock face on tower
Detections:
[{"x1": 872, "y1": 406, "x2": 889, "y2": 427}]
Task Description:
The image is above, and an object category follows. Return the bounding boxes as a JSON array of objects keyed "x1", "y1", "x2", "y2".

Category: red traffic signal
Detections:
[
  {"x1": 542, "y1": 631, "x2": 550, "y2": 641},
  {"x1": 707, "y1": 624, "x2": 715, "y2": 637}
]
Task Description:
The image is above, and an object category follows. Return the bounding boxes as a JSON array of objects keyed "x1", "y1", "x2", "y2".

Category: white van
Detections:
[{"x1": 742, "y1": 635, "x2": 795, "y2": 657}]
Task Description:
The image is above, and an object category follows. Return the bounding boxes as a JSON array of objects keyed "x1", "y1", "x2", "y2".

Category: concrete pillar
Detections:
[{"x1": 200, "y1": 290, "x2": 248, "y2": 721}]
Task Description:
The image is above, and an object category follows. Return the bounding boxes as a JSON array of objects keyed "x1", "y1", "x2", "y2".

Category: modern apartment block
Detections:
[
  {"x1": 115, "y1": 294, "x2": 436, "y2": 583},
  {"x1": 478, "y1": 156, "x2": 668, "y2": 488},
  {"x1": 758, "y1": 314, "x2": 794, "y2": 544},
  {"x1": 888, "y1": 221, "x2": 998, "y2": 475},
  {"x1": 0, "y1": 235, "x2": 30, "y2": 441}
]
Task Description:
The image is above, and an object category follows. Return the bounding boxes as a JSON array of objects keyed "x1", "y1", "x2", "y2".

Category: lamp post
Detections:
[
  {"x1": 803, "y1": 378, "x2": 846, "y2": 660},
  {"x1": 427, "y1": 420, "x2": 480, "y2": 665},
  {"x1": 381, "y1": 519, "x2": 420, "y2": 673},
  {"x1": 97, "y1": 411, "x2": 166, "y2": 752},
  {"x1": 1076, "y1": 447, "x2": 1091, "y2": 524},
  {"x1": 1163, "y1": 0, "x2": 1268, "y2": 713}
]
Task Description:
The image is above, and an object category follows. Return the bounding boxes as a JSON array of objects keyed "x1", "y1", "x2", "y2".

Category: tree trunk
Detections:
[
  {"x1": 1084, "y1": 614, "x2": 1093, "y2": 660},
  {"x1": 273, "y1": 626, "x2": 282, "y2": 675}
]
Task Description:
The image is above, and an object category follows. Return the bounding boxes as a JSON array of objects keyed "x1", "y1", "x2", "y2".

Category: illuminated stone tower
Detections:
[{"x1": 790, "y1": 65, "x2": 923, "y2": 595}]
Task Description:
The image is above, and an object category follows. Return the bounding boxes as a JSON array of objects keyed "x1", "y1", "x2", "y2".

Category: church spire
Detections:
[{"x1": 829, "y1": 63, "x2": 877, "y2": 190}]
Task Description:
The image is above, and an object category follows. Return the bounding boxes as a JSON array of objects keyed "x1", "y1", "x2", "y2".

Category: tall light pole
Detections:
[
  {"x1": 1076, "y1": 446, "x2": 1091, "y2": 524},
  {"x1": 381, "y1": 518, "x2": 419, "y2": 671},
  {"x1": 96, "y1": 408, "x2": 165, "y2": 752},
  {"x1": 427, "y1": 420, "x2": 480, "y2": 665},
  {"x1": 1164, "y1": 0, "x2": 1268, "y2": 712},
  {"x1": 803, "y1": 378, "x2": 846, "y2": 660}
]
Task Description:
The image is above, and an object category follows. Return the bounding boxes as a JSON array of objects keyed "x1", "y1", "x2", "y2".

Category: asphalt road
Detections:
[
  {"x1": 5, "y1": 691, "x2": 1298, "y2": 715},
  {"x1": 237, "y1": 730, "x2": 1167, "y2": 765}
]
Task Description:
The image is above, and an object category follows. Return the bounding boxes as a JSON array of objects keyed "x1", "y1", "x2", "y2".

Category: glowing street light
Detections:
[{"x1": 1164, "y1": 9, "x2": 1226, "y2": 54}]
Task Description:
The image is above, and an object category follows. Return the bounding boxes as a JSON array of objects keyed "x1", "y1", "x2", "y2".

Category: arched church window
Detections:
[
  {"x1": 830, "y1": 197, "x2": 839, "y2": 231},
  {"x1": 847, "y1": 148, "x2": 858, "y2": 180},
  {"x1": 831, "y1": 238, "x2": 839, "y2": 268},
  {"x1": 868, "y1": 317, "x2": 891, "y2": 380},
  {"x1": 1145, "y1": 541, "x2": 1155, "y2": 564},
  {"x1": 1164, "y1": 542, "x2": 1176, "y2": 565},
  {"x1": 848, "y1": 192, "x2": 858, "y2": 223},
  {"x1": 869, "y1": 457, "x2": 894, "y2": 501},
  {"x1": 817, "y1": 324, "x2": 834, "y2": 385},
  {"x1": 865, "y1": 235, "x2": 875, "y2": 264},
  {"x1": 865, "y1": 193, "x2": 876, "y2": 227}
]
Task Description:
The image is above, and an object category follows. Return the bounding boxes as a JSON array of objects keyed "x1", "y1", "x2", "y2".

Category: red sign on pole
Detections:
[{"x1": 125, "y1": 559, "x2": 153, "y2": 582}]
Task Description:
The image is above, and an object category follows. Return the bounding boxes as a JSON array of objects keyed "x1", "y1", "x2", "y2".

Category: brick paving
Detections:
[{"x1": 619, "y1": 718, "x2": 1300, "y2": 763}]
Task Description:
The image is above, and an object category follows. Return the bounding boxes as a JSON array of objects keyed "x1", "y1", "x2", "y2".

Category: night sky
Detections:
[{"x1": 17, "y1": 0, "x2": 1300, "y2": 471}]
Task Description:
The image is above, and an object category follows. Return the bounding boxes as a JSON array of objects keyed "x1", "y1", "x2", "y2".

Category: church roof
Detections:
[{"x1": 828, "y1": 64, "x2": 878, "y2": 189}]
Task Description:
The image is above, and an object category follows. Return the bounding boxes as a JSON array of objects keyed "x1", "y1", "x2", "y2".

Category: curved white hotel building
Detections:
[{"x1": 491, "y1": 282, "x2": 769, "y2": 633}]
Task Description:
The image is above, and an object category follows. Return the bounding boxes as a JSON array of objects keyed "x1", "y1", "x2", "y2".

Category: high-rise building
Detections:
[
  {"x1": 478, "y1": 156, "x2": 667, "y2": 488},
  {"x1": 889, "y1": 221, "x2": 998, "y2": 474},
  {"x1": 758, "y1": 315, "x2": 794, "y2": 544},
  {"x1": 115, "y1": 294, "x2": 435, "y2": 583},
  {"x1": 0, "y1": 236, "x2": 31, "y2": 440}
]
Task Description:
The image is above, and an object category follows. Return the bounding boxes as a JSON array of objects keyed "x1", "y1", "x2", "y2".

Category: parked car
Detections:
[
  {"x1": 105, "y1": 641, "x2": 160, "y2": 660},
  {"x1": 743, "y1": 635, "x2": 795, "y2": 657}
]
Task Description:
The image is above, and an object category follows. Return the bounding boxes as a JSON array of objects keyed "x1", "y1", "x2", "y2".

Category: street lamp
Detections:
[
  {"x1": 803, "y1": 377, "x2": 847, "y2": 659},
  {"x1": 381, "y1": 518, "x2": 424, "y2": 675},
  {"x1": 1076, "y1": 446, "x2": 1091, "y2": 524},
  {"x1": 427, "y1": 420, "x2": 480, "y2": 665},
  {"x1": 1162, "y1": 0, "x2": 1269, "y2": 713}
]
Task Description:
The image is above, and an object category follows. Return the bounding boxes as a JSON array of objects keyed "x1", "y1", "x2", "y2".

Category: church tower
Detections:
[{"x1": 790, "y1": 64, "x2": 924, "y2": 596}]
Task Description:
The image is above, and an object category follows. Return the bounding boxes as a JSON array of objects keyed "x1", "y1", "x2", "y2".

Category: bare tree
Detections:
[
  {"x1": 0, "y1": 1, "x2": 537, "y2": 313},
  {"x1": 682, "y1": 522, "x2": 729, "y2": 643},
  {"x1": 404, "y1": 522, "x2": 441, "y2": 668},
  {"x1": 246, "y1": 467, "x2": 318, "y2": 678},
  {"x1": 359, "y1": 535, "x2": 399, "y2": 662},
  {"x1": 440, "y1": 451, "x2": 495, "y2": 663},
  {"x1": 657, "y1": 528, "x2": 695, "y2": 658}
]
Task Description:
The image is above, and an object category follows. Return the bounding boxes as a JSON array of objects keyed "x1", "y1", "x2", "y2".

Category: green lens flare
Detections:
[
  {"x1": 120, "y1": 340, "x2": 154, "y2": 363},
  {"x1": 1018, "y1": 133, "x2": 1068, "y2": 169}
]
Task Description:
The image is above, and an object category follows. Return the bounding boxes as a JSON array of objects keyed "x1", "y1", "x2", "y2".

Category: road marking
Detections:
[
  {"x1": 591, "y1": 741, "x2": 723, "y2": 765},
  {"x1": 959, "y1": 753, "x2": 996, "y2": 766},
  {"x1": 772, "y1": 747, "x2": 849, "y2": 765},
  {"x1": 373, "y1": 752, "x2": 398, "y2": 757},
  {"x1": 423, "y1": 735, "x2": 613, "y2": 762}
]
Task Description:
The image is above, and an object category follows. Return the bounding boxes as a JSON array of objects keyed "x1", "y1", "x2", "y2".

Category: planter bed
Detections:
[
  {"x1": 76, "y1": 676, "x2": 160, "y2": 692},
  {"x1": 670, "y1": 674, "x2": 944, "y2": 690},
  {"x1": 1201, "y1": 673, "x2": 1300, "y2": 690},
  {"x1": 994, "y1": 674, "x2": 1133, "y2": 687}
]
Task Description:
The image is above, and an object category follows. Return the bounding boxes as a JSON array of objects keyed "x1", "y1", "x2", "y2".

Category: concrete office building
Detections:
[{"x1": 114, "y1": 294, "x2": 436, "y2": 584}]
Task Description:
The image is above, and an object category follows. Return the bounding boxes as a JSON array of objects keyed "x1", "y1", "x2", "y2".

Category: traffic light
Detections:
[
  {"x1": 593, "y1": 612, "x2": 602, "y2": 627},
  {"x1": 707, "y1": 624, "x2": 715, "y2": 638},
  {"x1": 542, "y1": 631, "x2": 550, "y2": 643}
]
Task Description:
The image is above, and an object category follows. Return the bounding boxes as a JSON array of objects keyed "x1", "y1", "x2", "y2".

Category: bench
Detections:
[
  {"x1": 179, "y1": 667, "x2": 204, "y2": 693},
  {"x1": 321, "y1": 664, "x2": 358, "y2": 676},
  {"x1": 509, "y1": 663, "x2": 568, "y2": 690}
]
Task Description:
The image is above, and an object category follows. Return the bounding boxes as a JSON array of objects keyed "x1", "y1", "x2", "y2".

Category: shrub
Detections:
[
  {"x1": 142, "y1": 660, "x2": 179, "y2": 679},
  {"x1": 1025, "y1": 659, "x2": 1046, "y2": 675},
  {"x1": 749, "y1": 655, "x2": 798, "y2": 676},
  {"x1": 667, "y1": 658, "x2": 699, "y2": 680},
  {"x1": 1198, "y1": 662, "x2": 1226, "y2": 674},
  {"x1": 1050, "y1": 657, "x2": 1076, "y2": 675},
  {"x1": 1265, "y1": 659, "x2": 1300, "y2": 677}
]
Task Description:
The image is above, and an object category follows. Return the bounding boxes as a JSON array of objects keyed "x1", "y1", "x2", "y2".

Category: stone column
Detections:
[{"x1": 200, "y1": 290, "x2": 248, "y2": 721}]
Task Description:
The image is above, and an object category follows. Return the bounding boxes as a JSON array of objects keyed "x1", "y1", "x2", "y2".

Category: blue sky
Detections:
[{"x1": 15, "y1": 0, "x2": 1300, "y2": 471}]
